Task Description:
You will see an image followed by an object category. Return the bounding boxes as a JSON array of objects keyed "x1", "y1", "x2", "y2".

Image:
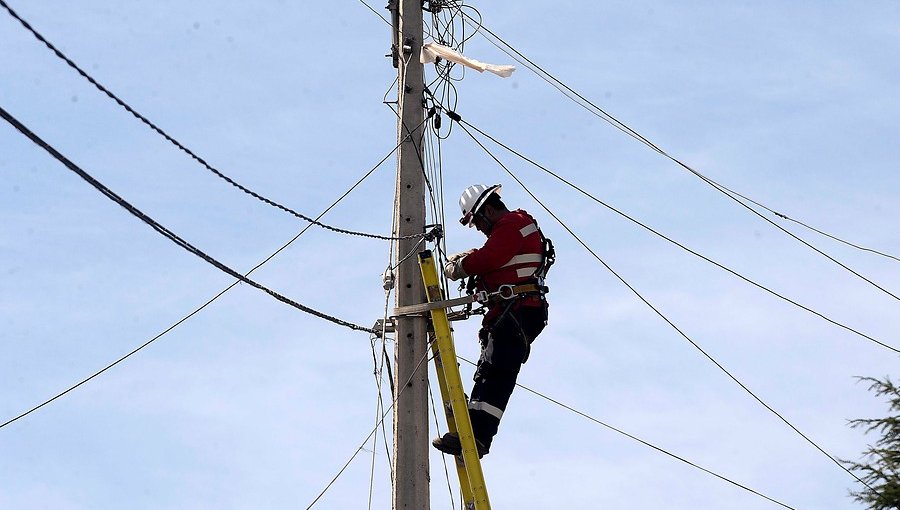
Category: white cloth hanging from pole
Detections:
[{"x1": 420, "y1": 42, "x2": 516, "y2": 78}]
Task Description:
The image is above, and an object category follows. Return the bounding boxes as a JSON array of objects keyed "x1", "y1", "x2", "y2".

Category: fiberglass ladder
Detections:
[{"x1": 418, "y1": 250, "x2": 491, "y2": 510}]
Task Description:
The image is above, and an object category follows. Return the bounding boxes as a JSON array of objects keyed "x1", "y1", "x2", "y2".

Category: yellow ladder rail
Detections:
[
  {"x1": 429, "y1": 331, "x2": 476, "y2": 508},
  {"x1": 418, "y1": 250, "x2": 491, "y2": 510}
]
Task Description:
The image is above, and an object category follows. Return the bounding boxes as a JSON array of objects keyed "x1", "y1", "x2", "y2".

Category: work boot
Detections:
[{"x1": 431, "y1": 432, "x2": 489, "y2": 458}]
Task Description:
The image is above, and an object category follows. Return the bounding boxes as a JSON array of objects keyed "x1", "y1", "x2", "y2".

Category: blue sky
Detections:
[{"x1": 1, "y1": 1, "x2": 899, "y2": 509}]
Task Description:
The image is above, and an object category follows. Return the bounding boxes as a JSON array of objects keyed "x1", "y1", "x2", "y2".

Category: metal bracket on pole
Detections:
[
  {"x1": 386, "y1": 0, "x2": 400, "y2": 68},
  {"x1": 371, "y1": 318, "x2": 396, "y2": 337}
]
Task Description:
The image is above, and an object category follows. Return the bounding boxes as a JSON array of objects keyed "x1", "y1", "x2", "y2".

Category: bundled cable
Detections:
[
  {"x1": 461, "y1": 11, "x2": 900, "y2": 283},
  {"x1": 0, "y1": 0, "x2": 428, "y2": 242},
  {"x1": 0, "y1": 136, "x2": 397, "y2": 430},
  {"x1": 0, "y1": 105, "x2": 375, "y2": 334},
  {"x1": 448, "y1": 112, "x2": 898, "y2": 354},
  {"x1": 451, "y1": 114, "x2": 876, "y2": 492}
]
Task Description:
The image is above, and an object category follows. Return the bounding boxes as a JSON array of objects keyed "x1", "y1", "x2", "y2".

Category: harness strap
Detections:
[{"x1": 491, "y1": 283, "x2": 546, "y2": 301}]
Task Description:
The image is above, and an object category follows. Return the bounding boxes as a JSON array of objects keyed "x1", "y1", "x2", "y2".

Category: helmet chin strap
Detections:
[{"x1": 474, "y1": 211, "x2": 495, "y2": 235}]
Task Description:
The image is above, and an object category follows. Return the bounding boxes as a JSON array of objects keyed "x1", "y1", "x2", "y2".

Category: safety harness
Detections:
[
  {"x1": 392, "y1": 220, "x2": 555, "y2": 320},
  {"x1": 476, "y1": 225, "x2": 554, "y2": 364},
  {"x1": 470, "y1": 219, "x2": 554, "y2": 296}
]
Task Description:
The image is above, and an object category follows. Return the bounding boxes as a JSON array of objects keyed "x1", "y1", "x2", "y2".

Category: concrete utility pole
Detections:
[{"x1": 391, "y1": 0, "x2": 429, "y2": 509}]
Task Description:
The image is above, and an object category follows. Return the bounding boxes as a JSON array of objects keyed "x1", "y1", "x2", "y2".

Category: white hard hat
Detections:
[{"x1": 459, "y1": 184, "x2": 501, "y2": 227}]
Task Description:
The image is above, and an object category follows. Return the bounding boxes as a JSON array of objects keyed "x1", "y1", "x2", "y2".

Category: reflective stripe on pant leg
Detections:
[{"x1": 468, "y1": 400, "x2": 504, "y2": 420}]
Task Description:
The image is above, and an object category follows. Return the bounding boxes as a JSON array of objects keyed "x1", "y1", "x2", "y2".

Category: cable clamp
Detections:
[
  {"x1": 423, "y1": 0, "x2": 444, "y2": 13},
  {"x1": 371, "y1": 318, "x2": 395, "y2": 337},
  {"x1": 424, "y1": 224, "x2": 443, "y2": 242}
]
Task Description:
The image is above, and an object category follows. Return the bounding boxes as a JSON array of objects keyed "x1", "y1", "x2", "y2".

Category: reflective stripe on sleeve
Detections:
[
  {"x1": 468, "y1": 400, "x2": 504, "y2": 420},
  {"x1": 519, "y1": 223, "x2": 539, "y2": 237}
]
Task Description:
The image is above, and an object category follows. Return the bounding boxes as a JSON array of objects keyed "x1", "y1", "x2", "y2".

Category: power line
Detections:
[
  {"x1": 1, "y1": 105, "x2": 376, "y2": 334},
  {"x1": 456, "y1": 357, "x2": 800, "y2": 510},
  {"x1": 357, "y1": 0, "x2": 390, "y2": 26},
  {"x1": 367, "y1": 286, "x2": 398, "y2": 498},
  {"x1": 0, "y1": 0, "x2": 428, "y2": 243},
  {"x1": 690, "y1": 170, "x2": 900, "y2": 302},
  {"x1": 366, "y1": 329, "x2": 395, "y2": 505},
  {"x1": 453, "y1": 118, "x2": 876, "y2": 492},
  {"x1": 454, "y1": 115, "x2": 898, "y2": 354},
  {"x1": 366, "y1": 386, "x2": 381, "y2": 510},
  {"x1": 461, "y1": 13, "x2": 900, "y2": 288},
  {"x1": 305, "y1": 343, "x2": 434, "y2": 510},
  {"x1": 362, "y1": 0, "x2": 881, "y2": 494},
  {"x1": 0, "y1": 129, "x2": 400, "y2": 431},
  {"x1": 429, "y1": 380, "x2": 458, "y2": 510},
  {"x1": 725, "y1": 190, "x2": 900, "y2": 264}
]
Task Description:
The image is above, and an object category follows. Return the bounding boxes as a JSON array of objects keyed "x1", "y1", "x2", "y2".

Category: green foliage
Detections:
[{"x1": 844, "y1": 377, "x2": 900, "y2": 510}]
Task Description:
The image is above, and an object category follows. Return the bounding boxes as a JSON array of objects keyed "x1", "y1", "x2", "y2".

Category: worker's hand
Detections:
[
  {"x1": 447, "y1": 249, "x2": 475, "y2": 263},
  {"x1": 443, "y1": 258, "x2": 468, "y2": 281}
]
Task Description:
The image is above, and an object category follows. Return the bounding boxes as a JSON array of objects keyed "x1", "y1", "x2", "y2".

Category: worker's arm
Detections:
[
  {"x1": 444, "y1": 249, "x2": 475, "y2": 280},
  {"x1": 461, "y1": 218, "x2": 524, "y2": 276}
]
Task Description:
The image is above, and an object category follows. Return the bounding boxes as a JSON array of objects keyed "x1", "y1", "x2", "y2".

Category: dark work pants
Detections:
[{"x1": 469, "y1": 302, "x2": 547, "y2": 450}]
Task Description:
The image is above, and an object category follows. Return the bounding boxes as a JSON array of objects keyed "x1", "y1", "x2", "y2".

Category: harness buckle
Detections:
[{"x1": 496, "y1": 284, "x2": 517, "y2": 300}]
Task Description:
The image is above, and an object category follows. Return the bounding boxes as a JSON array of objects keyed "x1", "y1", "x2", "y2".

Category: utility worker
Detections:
[{"x1": 433, "y1": 184, "x2": 552, "y2": 457}]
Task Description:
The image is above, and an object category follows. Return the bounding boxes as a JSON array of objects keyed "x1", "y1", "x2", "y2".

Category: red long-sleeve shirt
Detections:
[{"x1": 462, "y1": 209, "x2": 546, "y2": 321}]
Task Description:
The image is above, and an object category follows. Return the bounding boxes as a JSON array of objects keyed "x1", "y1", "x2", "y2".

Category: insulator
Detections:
[{"x1": 382, "y1": 270, "x2": 395, "y2": 291}]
